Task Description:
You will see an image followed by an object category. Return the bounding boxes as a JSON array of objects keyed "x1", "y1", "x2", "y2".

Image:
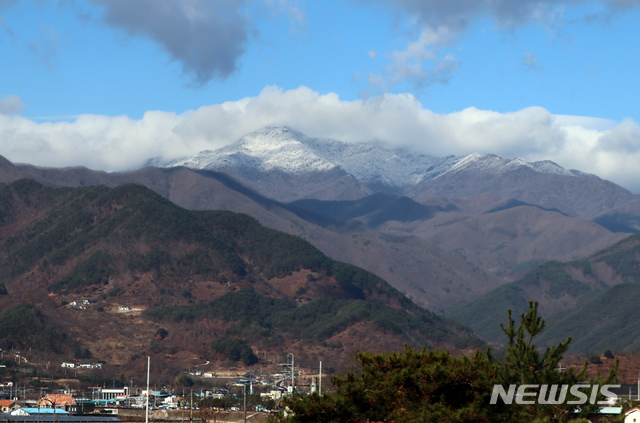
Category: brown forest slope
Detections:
[
  {"x1": 0, "y1": 179, "x2": 482, "y2": 373},
  {"x1": 0, "y1": 158, "x2": 502, "y2": 312}
]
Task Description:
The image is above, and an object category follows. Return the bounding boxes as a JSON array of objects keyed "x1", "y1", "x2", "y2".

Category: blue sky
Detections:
[{"x1": 1, "y1": 0, "x2": 640, "y2": 191}]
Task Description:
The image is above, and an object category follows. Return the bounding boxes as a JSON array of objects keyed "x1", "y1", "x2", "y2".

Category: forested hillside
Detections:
[
  {"x1": 446, "y1": 232, "x2": 640, "y2": 350},
  {"x1": 0, "y1": 179, "x2": 481, "y2": 369}
]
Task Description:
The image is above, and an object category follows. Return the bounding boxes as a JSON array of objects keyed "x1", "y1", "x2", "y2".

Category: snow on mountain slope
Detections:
[
  {"x1": 306, "y1": 138, "x2": 459, "y2": 189},
  {"x1": 155, "y1": 126, "x2": 595, "y2": 192},
  {"x1": 443, "y1": 153, "x2": 597, "y2": 179},
  {"x1": 168, "y1": 126, "x2": 457, "y2": 190},
  {"x1": 163, "y1": 126, "x2": 455, "y2": 190},
  {"x1": 172, "y1": 126, "x2": 336, "y2": 174}
]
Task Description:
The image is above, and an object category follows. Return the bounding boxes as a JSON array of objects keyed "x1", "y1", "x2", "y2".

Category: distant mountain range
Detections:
[
  {"x1": 0, "y1": 158, "x2": 505, "y2": 312},
  {"x1": 153, "y1": 126, "x2": 589, "y2": 195},
  {"x1": 152, "y1": 126, "x2": 640, "y2": 233},
  {"x1": 0, "y1": 126, "x2": 638, "y2": 312},
  {"x1": 2, "y1": 125, "x2": 640, "y2": 355}
]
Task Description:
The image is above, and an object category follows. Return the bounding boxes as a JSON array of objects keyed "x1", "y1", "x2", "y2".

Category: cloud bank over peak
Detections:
[{"x1": 0, "y1": 86, "x2": 638, "y2": 191}]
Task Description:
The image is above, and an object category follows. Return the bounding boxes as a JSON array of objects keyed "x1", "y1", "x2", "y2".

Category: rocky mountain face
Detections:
[{"x1": 407, "y1": 153, "x2": 640, "y2": 224}]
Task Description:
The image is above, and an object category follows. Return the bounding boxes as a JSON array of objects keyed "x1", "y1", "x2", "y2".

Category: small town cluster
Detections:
[{"x1": 0, "y1": 355, "x2": 323, "y2": 422}]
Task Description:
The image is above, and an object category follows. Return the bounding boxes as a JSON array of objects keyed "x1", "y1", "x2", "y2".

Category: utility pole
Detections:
[
  {"x1": 319, "y1": 361, "x2": 322, "y2": 395},
  {"x1": 288, "y1": 353, "x2": 295, "y2": 394},
  {"x1": 243, "y1": 384, "x2": 247, "y2": 423},
  {"x1": 145, "y1": 357, "x2": 150, "y2": 423}
]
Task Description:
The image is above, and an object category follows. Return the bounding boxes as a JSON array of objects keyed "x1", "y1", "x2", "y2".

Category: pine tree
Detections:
[{"x1": 272, "y1": 301, "x2": 619, "y2": 423}]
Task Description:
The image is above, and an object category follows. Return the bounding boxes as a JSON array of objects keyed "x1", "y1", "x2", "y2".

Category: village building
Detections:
[
  {"x1": 0, "y1": 400, "x2": 16, "y2": 413},
  {"x1": 11, "y1": 408, "x2": 69, "y2": 416},
  {"x1": 39, "y1": 394, "x2": 76, "y2": 411},
  {"x1": 626, "y1": 407, "x2": 640, "y2": 423}
]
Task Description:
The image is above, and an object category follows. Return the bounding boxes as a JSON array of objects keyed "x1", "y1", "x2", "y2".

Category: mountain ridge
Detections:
[
  {"x1": 151, "y1": 126, "x2": 640, "y2": 233},
  {"x1": 157, "y1": 126, "x2": 599, "y2": 200}
]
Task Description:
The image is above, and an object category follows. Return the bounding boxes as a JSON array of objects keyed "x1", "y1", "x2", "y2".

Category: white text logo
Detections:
[{"x1": 489, "y1": 384, "x2": 620, "y2": 405}]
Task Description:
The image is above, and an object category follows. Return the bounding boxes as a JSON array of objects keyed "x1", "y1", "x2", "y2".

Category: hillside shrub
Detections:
[{"x1": 211, "y1": 338, "x2": 258, "y2": 365}]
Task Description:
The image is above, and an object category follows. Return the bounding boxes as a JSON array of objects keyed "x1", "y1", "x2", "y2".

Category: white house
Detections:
[{"x1": 626, "y1": 407, "x2": 640, "y2": 423}]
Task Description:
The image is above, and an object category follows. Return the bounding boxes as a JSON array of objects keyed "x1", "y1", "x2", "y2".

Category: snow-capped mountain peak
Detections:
[
  {"x1": 154, "y1": 126, "x2": 595, "y2": 193},
  {"x1": 444, "y1": 153, "x2": 589, "y2": 179},
  {"x1": 172, "y1": 126, "x2": 336, "y2": 174}
]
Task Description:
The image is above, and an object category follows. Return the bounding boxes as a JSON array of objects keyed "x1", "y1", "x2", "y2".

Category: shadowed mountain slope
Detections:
[
  {"x1": 445, "y1": 232, "x2": 640, "y2": 344},
  {"x1": 288, "y1": 193, "x2": 627, "y2": 282},
  {"x1": 536, "y1": 281, "x2": 640, "y2": 352},
  {"x1": 287, "y1": 193, "x2": 456, "y2": 229},
  {"x1": 389, "y1": 204, "x2": 627, "y2": 279}
]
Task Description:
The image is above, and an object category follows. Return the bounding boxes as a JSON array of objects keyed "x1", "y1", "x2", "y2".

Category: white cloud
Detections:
[
  {"x1": 0, "y1": 95, "x2": 25, "y2": 114},
  {"x1": 1, "y1": 86, "x2": 640, "y2": 191},
  {"x1": 367, "y1": 27, "x2": 461, "y2": 93},
  {"x1": 372, "y1": 0, "x2": 640, "y2": 32},
  {"x1": 29, "y1": 24, "x2": 62, "y2": 70},
  {"x1": 522, "y1": 52, "x2": 542, "y2": 71},
  {"x1": 552, "y1": 119, "x2": 640, "y2": 191}
]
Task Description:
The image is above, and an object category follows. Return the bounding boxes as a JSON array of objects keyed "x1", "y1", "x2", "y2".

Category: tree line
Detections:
[{"x1": 271, "y1": 302, "x2": 619, "y2": 423}]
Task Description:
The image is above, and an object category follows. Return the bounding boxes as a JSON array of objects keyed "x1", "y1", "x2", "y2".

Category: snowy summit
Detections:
[{"x1": 156, "y1": 126, "x2": 593, "y2": 192}]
